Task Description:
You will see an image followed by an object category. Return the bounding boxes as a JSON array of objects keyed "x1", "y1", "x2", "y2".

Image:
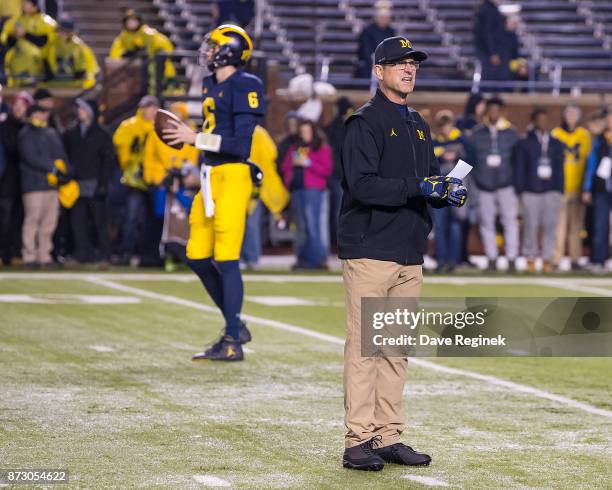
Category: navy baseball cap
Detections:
[{"x1": 374, "y1": 36, "x2": 428, "y2": 64}]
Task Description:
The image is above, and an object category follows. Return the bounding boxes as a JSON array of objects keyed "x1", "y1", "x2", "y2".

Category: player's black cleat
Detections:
[
  {"x1": 373, "y1": 442, "x2": 431, "y2": 466},
  {"x1": 342, "y1": 437, "x2": 385, "y2": 471},
  {"x1": 239, "y1": 321, "x2": 252, "y2": 344},
  {"x1": 192, "y1": 335, "x2": 244, "y2": 362}
]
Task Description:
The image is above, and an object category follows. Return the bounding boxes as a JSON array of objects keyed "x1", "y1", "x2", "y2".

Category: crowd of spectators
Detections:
[
  {"x1": 0, "y1": 2, "x2": 610, "y2": 273},
  {"x1": 0, "y1": 1, "x2": 176, "y2": 92},
  {"x1": 273, "y1": 94, "x2": 612, "y2": 273},
  {"x1": 1, "y1": 86, "x2": 611, "y2": 273}
]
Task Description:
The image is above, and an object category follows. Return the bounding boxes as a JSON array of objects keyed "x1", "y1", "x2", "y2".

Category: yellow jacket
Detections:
[
  {"x1": 0, "y1": 0, "x2": 20, "y2": 18},
  {"x1": 551, "y1": 126, "x2": 592, "y2": 193},
  {"x1": 109, "y1": 25, "x2": 176, "y2": 79},
  {"x1": 250, "y1": 125, "x2": 289, "y2": 215},
  {"x1": 46, "y1": 34, "x2": 99, "y2": 89},
  {"x1": 1, "y1": 12, "x2": 56, "y2": 52},
  {"x1": 113, "y1": 110, "x2": 154, "y2": 191},
  {"x1": 143, "y1": 131, "x2": 199, "y2": 186},
  {"x1": 4, "y1": 38, "x2": 44, "y2": 87}
]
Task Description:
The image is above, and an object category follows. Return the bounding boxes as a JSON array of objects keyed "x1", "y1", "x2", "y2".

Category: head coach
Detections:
[{"x1": 338, "y1": 36, "x2": 467, "y2": 471}]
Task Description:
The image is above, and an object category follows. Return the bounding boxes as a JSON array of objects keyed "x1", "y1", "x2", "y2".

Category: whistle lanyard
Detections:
[
  {"x1": 537, "y1": 131, "x2": 549, "y2": 157},
  {"x1": 490, "y1": 126, "x2": 499, "y2": 153}
]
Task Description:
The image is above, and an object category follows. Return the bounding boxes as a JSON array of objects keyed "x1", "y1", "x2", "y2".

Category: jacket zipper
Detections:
[{"x1": 405, "y1": 115, "x2": 419, "y2": 264}]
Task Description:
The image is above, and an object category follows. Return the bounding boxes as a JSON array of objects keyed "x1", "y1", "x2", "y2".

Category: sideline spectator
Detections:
[
  {"x1": 432, "y1": 110, "x2": 474, "y2": 272},
  {"x1": 324, "y1": 97, "x2": 354, "y2": 247},
  {"x1": 503, "y1": 15, "x2": 528, "y2": 84},
  {"x1": 582, "y1": 110, "x2": 611, "y2": 273},
  {"x1": 46, "y1": 17, "x2": 99, "y2": 89},
  {"x1": 1, "y1": 0, "x2": 55, "y2": 87},
  {"x1": 63, "y1": 98, "x2": 116, "y2": 265},
  {"x1": 474, "y1": 0, "x2": 508, "y2": 81},
  {"x1": 3, "y1": 25, "x2": 44, "y2": 86},
  {"x1": 32, "y1": 87, "x2": 56, "y2": 127},
  {"x1": 281, "y1": 120, "x2": 332, "y2": 269},
  {"x1": 0, "y1": 91, "x2": 31, "y2": 265},
  {"x1": 276, "y1": 111, "x2": 300, "y2": 172},
  {"x1": 514, "y1": 108, "x2": 565, "y2": 273},
  {"x1": 212, "y1": 0, "x2": 255, "y2": 28},
  {"x1": 0, "y1": 0, "x2": 21, "y2": 20},
  {"x1": 112, "y1": 95, "x2": 159, "y2": 265},
  {"x1": 355, "y1": 1, "x2": 395, "y2": 79},
  {"x1": 109, "y1": 9, "x2": 176, "y2": 93},
  {"x1": 143, "y1": 101, "x2": 199, "y2": 268},
  {"x1": 0, "y1": 83, "x2": 9, "y2": 121},
  {"x1": 18, "y1": 103, "x2": 68, "y2": 267},
  {"x1": 552, "y1": 105, "x2": 591, "y2": 270},
  {"x1": 456, "y1": 92, "x2": 486, "y2": 135},
  {"x1": 1, "y1": 0, "x2": 56, "y2": 50},
  {"x1": 471, "y1": 96, "x2": 519, "y2": 271},
  {"x1": 241, "y1": 125, "x2": 289, "y2": 269}
]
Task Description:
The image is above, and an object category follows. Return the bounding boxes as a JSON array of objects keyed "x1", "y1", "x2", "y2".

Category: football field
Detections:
[{"x1": 1, "y1": 271, "x2": 611, "y2": 489}]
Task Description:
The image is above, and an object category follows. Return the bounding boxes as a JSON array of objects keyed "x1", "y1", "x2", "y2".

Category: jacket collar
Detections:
[{"x1": 375, "y1": 88, "x2": 406, "y2": 110}]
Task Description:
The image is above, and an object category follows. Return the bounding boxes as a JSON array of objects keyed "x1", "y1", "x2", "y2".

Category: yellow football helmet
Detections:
[{"x1": 199, "y1": 24, "x2": 253, "y2": 71}]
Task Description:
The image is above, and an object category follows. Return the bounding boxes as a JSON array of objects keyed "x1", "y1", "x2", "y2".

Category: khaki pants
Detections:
[
  {"x1": 22, "y1": 190, "x2": 59, "y2": 264},
  {"x1": 554, "y1": 192, "x2": 585, "y2": 263},
  {"x1": 342, "y1": 258, "x2": 423, "y2": 448}
]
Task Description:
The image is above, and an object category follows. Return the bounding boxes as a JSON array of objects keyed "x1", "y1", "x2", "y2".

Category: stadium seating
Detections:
[{"x1": 64, "y1": 0, "x2": 612, "y2": 92}]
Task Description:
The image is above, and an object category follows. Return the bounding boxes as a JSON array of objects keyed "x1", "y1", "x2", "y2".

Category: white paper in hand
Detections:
[{"x1": 447, "y1": 159, "x2": 473, "y2": 180}]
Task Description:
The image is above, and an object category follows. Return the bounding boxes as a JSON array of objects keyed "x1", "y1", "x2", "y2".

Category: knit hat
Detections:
[
  {"x1": 33, "y1": 88, "x2": 53, "y2": 101},
  {"x1": 75, "y1": 98, "x2": 94, "y2": 121},
  {"x1": 13, "y1": 91, "x2": 33, "y2": 108}
]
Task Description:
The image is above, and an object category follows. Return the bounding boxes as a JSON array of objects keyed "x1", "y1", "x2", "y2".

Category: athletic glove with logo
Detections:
[{"x1": 419, "y1": 176, "x2": 462, "y2": 200}]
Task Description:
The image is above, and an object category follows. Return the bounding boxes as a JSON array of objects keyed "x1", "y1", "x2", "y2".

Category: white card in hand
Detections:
[
  {"x1": 596, "y1": 156, "x2": 612, "y2": 180},
  {"x1": 447, "y1": 159, "x2": 473, "y2": 180}
]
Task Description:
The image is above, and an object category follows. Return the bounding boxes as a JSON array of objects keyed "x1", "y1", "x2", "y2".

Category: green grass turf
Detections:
[{"x1": 0, "y1": 275, "x2": 611, "y2": 488}]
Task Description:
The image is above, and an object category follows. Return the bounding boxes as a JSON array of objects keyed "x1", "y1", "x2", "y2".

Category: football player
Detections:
[{"x1": 163, "y1": 25, "x2": 265, "y2": 362}]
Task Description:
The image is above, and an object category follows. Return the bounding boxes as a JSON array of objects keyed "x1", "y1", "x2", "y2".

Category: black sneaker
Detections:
[
  {"x1": 342, "y1": 437, "x2": 385, "y2": 471},
  {"x1": 192, "y1": 335, "x2": 244, "y2": 362},
  {"x1": 239, "y1": 321, "x2": 252, "y2": 344},
  {"x1": 373, "y1": 442, "x2": 431, "y2": 466}
]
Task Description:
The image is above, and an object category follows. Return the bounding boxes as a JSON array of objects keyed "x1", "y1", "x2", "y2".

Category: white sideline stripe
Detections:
[
  {"x1": 246, "y1": 296, "x2": 317, "y2": 306},
  {"x1": 4, "y1": 271, "x2": 612, "y2": 288},
  {"x1": 542, "y1": 280, "x2": 612, "y2": 297},
  {"x1": 192, "y1": 475, "x2": 231, "y2": 487},
  {"x1": 87, "y1": 277, "x2": 612, "y2": 420},
  {"x1": 0, "y1": 294, "x2": 141, "y2": 304},
  {"x1": 402, "y1": 475, "x2": 450, "y2": 487}
]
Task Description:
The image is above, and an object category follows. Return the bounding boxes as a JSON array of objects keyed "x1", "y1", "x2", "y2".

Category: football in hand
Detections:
[{"x1": 154, "y1": 109, "x2": 184, "y2": 150}]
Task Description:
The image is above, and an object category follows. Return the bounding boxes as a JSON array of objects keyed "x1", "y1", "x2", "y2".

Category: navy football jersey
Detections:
[{"x1": 201, "y1": 70, "x2": 265, "y2": 165}]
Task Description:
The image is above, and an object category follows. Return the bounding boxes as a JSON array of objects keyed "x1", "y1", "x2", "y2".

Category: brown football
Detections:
[{"x1": 154, "y1": 109, "x2": 184, "y2": 150}]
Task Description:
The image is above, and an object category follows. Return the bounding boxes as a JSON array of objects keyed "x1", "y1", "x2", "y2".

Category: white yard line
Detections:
[
  {"x1": 191, "y1": 475, "x2": 231, "y2": 487},
  {"x1": 540, "y1": 279, "x2": 612, "y2": 297},
  {"x1": 87, "y1": 345, "x2": 115, "y2": 353},
  {"x1": 402, "y1": 475, "x2": 450, "y2": 487},
  {"x1": 2, "y1": 271, "x2": 612, "y2": 289},
  {"x1": 86, "y1": 277, "x2": 612, "y2": 420}
]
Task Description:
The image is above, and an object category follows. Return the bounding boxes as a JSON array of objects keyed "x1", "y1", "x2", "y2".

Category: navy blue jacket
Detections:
[{"x1": 513, "y1": 130, "x2": 565, "y2": 194}]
